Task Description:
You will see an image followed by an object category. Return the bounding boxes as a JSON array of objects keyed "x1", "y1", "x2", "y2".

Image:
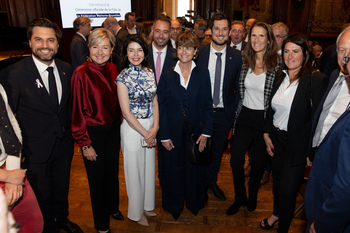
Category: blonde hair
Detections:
[{"x1": 88, "y1": 28, "x2": 116, "y2": 48}]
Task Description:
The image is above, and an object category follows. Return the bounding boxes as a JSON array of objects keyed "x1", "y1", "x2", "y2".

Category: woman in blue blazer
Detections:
[{"x1": 157, "y1": 31, "x2": 213, "y2": 220}]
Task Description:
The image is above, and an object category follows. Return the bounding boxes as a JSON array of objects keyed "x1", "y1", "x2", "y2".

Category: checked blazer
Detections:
[{"x1": 233, "y1": 56, "x2": 282, "y2": 132}]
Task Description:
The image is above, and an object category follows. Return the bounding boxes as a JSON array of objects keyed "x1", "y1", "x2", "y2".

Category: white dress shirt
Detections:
[
  {"x1": 271, "y1": 71, "x2": 299, "y2": 131},
  {"x1": 32, "y1": 55, "x2": 62, "y2": 104},
  {"x1": 152, "y1": 43, "x2": 167, "y2": 76},
  {"x1": 230, "y1": 41, "x2": 242, "y2": 51},
  {"x1": 314, "y1": 73, "x2": 350, "y2": 146},
  {"x1": 208, "y1": 43, "x2": 226, "y2": 108}
]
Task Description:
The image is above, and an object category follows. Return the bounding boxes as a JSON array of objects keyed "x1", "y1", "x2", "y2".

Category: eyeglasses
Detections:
[
  {"x1": 345, "y1": 55, "x2": 350, "y2": 65},
  {"x1": 275, "y1": 35, "x2": 286, "y2": 40}
]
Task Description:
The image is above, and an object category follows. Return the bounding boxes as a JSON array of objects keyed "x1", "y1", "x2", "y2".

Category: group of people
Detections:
[{"x1": 0, "y1": 9, "x2": 349, "y2": 233}]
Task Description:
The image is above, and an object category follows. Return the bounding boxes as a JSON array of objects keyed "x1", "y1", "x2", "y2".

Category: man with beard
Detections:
[
  {"x1": 148, "y1": 15, "x2": 176, "y2": 85},
  {"x1": 0, "y1": 18, "x2": 83, "y2": 233},
  {"x1": 197, "y1": 12, "x2": 242, "y2": 201}
]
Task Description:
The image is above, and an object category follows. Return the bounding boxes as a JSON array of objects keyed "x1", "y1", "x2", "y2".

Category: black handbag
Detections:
[{"x1": 182, "y1": 108, "x2": 212, "y2": 165}]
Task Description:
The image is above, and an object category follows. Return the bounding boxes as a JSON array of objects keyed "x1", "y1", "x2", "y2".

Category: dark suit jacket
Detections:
[
  {"x1": 113, "y1": 27, "x2": 129, "y2": 70},
  {"x1": 158, "y1": 66, "x2": 213, "y2": 146},
  {"x1": 230, "y1": 41, "x2": 247, "y2": 52},
  {"x1": 305, "y1": 107, "x2": 350, "y2": 233},
  {"x1": 148, "y1": 44, "x2": 176, "y2": 84},
  {"x1": 196, "y1": 43, "x2": 242, "y2": 121},
  {"x1": 265, "y1": 70, "x2": 327, "y2": 166},
  {"x1": 0, "y1": 57, "x2": 73, "y2": 163},
  {"x1": 70, "y1": 33, "x2": 89, "y2": 70},
  {"x1": 309, "y1": 69, "x2": 340, "y2": 160}
]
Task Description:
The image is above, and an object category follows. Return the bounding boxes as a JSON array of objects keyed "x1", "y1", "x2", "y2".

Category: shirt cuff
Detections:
[{"x1": 6, "y1": 153, "x2": 21, "y2": 170}]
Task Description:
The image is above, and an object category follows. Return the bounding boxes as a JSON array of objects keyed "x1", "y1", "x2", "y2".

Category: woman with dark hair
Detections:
[
  {"x1": 116, "y1": 34, "x2": 158, "y2": 227},
  {"x1": 260, "y1": 34, "x2": 327, "y2": 232},
  {"x1": 71, "y1": 28, "x2": 123, "y2": 233},
  {"x1": 157, "y1": 31, "x2": 213, "y2": 220},
  {"x1": 227, "y1": 22, "x2": 282, "y2": 216},
  {"x1": 140, "y1": 20, "x2": 154, "y2": 45}
]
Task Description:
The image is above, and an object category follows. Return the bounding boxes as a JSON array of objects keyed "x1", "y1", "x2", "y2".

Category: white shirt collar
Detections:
[
  {"x1": 152, "y1": 43, "x2": 167, "y2": 53},
  {"x1": 76, "y1": 32, "x2": 86, "y2": 41},
  {"x1": 174, "y1": 60, "x2": 196, "y2": 89},
  {"x1": 32, "y1": 55, "x2": 56, "y2": 74}
]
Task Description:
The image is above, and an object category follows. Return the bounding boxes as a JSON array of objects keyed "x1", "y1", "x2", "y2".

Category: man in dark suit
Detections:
[
  {"x1": 305, "y1": 26, "x2": 350, "y2": 233},
  {"x1": 0, "y1": 18, "x2": 82, "y2": 233},
  {"x1": 103, "y1": 17, "x2": 129, "y2": 71},
  {"x1": 70, "y1": 16, "x2": 91, "y2": 70},
  {"x1": 229, "y1": 20, "x2": 247, "y2": 52},
  {"x1": 196, "y1": 12, "x2": 242, "y2": 201},
  {"x1": 148, "y1": 15, "x2": 176, "y2": 84}
]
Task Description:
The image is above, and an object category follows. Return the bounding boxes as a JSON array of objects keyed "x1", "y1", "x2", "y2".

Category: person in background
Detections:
[
  {"x1": 158, "y1": 31, "x2": 213, "y2": 220},
  {"x1": 193, "y1": 18, "x2": 208, "y2": 44},
  {"x1": 71, "y1": 28, "x2": 123, "y2": 233},
  {"x1": 140, "y1": 20, "x2": 154, "y2": 45},
  {"x1": 260, "y1": 34, "x2": 327, "y2": 232},
  {"x1": 271, "y1": 22, "x2": 289, "y2": 55},
  {"x1": 311, "y1": 44, "x2": 323, "y2": 70},
  {"x1": 229, "y1": 20, "x2": 247, "y2": 52},
  {"x1": 70, "y1": 16, "x2": 92, "y2": 70},
  {"x1": 116, "y1": 35, "x2": 158, "y2": 227},
  {"x1": 170, "y1": 19, "x2": 182, "y2": 48},
  {"x1": 227, "y1": 22, "x2": 281, "y2": 216},
  {"x1": 125, "y1": 12, "x2": 141, "y2": 34},
  {"x1": 103, "y1": 17, "x2": 129, "y2": 71},
  {"x1": 244, "y1": 18, "x2": 257, "y2": 42}
]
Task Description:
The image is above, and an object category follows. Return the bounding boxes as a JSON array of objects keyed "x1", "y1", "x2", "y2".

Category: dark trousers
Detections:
[
  {"x1": 23, "y1": 135, "x2": 74, "y2": 233},
  {"x1": 84, "y1": 121, "x2": 121, "y2": 231},
  {"x1": 271, "y1": 127, "x2": 305, "y2": 233},
  {"x1": 207, "y1": 110, "x2": 234, "y2": 184},
  {"x1": 230, "y1": 106, "x2": 267, "y2": 202},
  {"x1": 160, "y1": 124, "x2": 207, "y2": 216}
]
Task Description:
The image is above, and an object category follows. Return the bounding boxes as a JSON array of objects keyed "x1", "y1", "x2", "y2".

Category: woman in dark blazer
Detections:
[
  {"x1": 157, "y1": 31, "x2": 213, "y2": 220},
  {"x1": 260, "y1": 34, "x2": 328, "y2": 232}
]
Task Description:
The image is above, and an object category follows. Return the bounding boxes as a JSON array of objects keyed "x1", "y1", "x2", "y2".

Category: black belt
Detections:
[{"x1": 213, "y1": 108, "x2": 224, "y2": 112}]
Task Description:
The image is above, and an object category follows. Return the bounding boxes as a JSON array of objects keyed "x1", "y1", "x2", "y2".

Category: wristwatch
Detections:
[{"x1": 82, "y1": 145, "x2": 91, "y2": 151}]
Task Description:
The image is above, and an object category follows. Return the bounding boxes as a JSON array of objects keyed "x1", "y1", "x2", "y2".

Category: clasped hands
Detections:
[
  {"x1": 143, "y1": 127, "x2": 157, "y2": 148},
  {"x1": 5, "y1": 169, "x2": 26, "y2": 207}
]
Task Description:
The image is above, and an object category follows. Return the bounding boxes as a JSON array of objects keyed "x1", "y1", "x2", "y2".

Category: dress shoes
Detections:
[
  {"x1": 111, "y1": 211, "x2": 124, "y2": 220},
  {"x1": 226, "y1": 201, "x2": 247, "y2": 215},
  {"x1": 136, "y1": 215, "x2": 149, "y2": 226},
  {"x1": 144, "y1": 210, "x2": 157, "y2": 217},
  {"x1": 260, "y1": 170, "x2": 271, "y2": 185},
  {"x1": 57, "y1": 220, "x2": 83, "y2": 233},
  {"x1": 207, "y1": 183, "x2": 226, "y2": 201}
]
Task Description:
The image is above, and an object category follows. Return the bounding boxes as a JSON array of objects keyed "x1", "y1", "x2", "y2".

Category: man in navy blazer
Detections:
[
  {"x1": 229, "y1": 20, "x2": 247, "y2": 52},
  {"x1": 147, "y1": 16, "x2": 176, "y2": 84},
  {"x1": 305, "y1": 26, "x2": 350, "y2": 233},
  {"x1": 0, "y1": 18, "x2": 82, "y2": 233},
  {"x1": 197, "y1": 12, "x2": 242, "y2": 201},
  {"x1": 70, "y1": 16, "x2": 91, "y2": 70}
]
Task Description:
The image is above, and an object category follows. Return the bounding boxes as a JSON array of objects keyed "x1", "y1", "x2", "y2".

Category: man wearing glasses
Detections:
[
  {"x1": 229, "y1": 20, "x2": 247, "y2": 52},
  {"x1": 271, "y1": 22, "x2": 289, "y2": 55},
  {"x1": 305, "y1": 26, "x2": 350, "y2": 233}
]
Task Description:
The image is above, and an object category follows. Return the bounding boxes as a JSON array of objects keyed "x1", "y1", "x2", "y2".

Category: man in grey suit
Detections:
[
  {"x1": 70, "y1": 16, "x2": 91, "y2": 70},
  {"x1": 103, "y1": 17, "x2": 129, "y2": 70}
]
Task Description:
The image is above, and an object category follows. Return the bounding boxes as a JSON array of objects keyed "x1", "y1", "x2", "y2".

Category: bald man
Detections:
[{"x1": 170, "y1": 19, "x2": 182, "y2": 48}]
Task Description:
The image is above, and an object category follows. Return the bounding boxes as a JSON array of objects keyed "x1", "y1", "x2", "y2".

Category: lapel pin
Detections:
[{"x1": 35, "y1": 79, "x2": 43, "y2": 88}]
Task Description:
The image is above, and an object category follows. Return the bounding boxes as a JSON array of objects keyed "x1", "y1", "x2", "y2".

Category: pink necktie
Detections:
[{"x1": 155, "y1": 51, "x2": 162, "y2": 84}]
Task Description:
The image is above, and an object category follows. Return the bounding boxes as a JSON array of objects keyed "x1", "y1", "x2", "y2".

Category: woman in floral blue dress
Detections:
[{"x1": 115, "y1": 35, "x2": 159, "y2": 227}]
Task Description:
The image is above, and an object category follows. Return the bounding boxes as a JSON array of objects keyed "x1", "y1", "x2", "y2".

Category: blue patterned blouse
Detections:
[{"x1": 116, "y1": 64, "x2": 157, "y2": 119}]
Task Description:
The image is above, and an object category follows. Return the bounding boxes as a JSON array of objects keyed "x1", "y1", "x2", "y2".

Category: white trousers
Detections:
[{"x1": 120, "y1": 117, "x2": 156, "y2": 221}]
